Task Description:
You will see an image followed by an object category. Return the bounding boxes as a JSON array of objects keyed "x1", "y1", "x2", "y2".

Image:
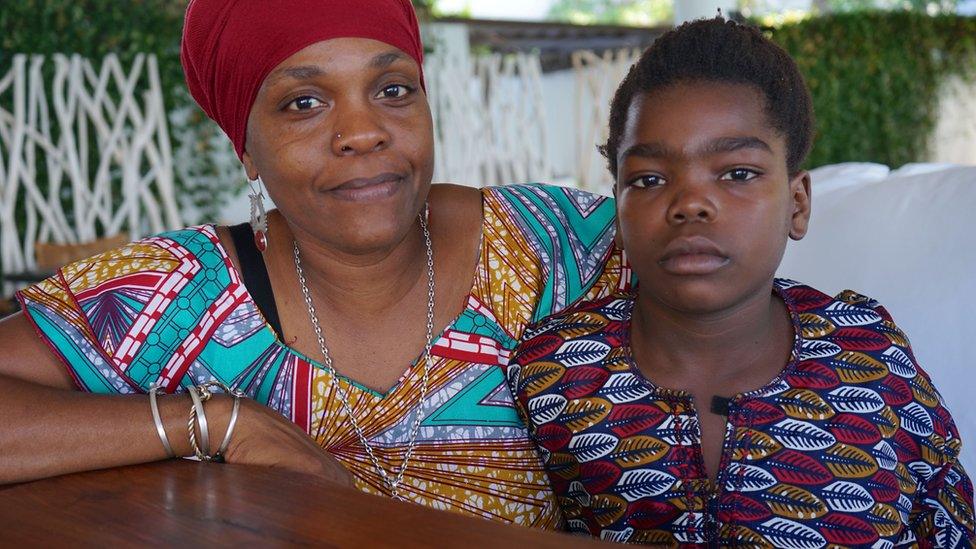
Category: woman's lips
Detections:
[
  {"x1": 329, "y1": 173, "x2": 404, "y2": 202},
  {"x1": 658, "y1": 236, "x2": 730, "y2": 275}
]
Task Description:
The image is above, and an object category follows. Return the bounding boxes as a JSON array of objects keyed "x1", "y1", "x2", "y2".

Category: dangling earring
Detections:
[{"x1": 248, "y1": 176, "x2": 269, "y2": 252}]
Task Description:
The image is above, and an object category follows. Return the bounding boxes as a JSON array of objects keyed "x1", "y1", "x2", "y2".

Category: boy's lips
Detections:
[{"x1": 658, "y1": 236, "x2": 730, "y2": 275}]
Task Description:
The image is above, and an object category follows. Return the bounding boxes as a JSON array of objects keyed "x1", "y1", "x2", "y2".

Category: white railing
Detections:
[
  {"x1": 426, "y1": 51, "x2": 551, "y2": 187},
  {"x1": 0, "y1": 53, "x2": 181, "y2": 285},
  {"x1": 571, "y1": 48, "x2": 641, "y2": 192}
]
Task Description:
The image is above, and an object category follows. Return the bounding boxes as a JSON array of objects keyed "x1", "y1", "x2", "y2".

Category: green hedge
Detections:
[{"x1": 770, "y1": 11, "x2": 976, "y2": 169}]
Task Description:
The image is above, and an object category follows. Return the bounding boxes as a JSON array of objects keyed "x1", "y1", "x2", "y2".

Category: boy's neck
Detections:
[{"x1": 629, "y1": 282, "x2": 794, "y2": 390}]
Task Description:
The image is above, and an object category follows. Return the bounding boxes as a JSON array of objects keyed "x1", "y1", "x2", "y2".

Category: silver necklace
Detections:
[{"x1": 293, "y1": 208, "x2": 435, "y2": 500}]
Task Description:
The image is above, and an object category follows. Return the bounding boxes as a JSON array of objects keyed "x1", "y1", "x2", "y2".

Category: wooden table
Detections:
[{"x1": 0, "y1": 461, "x2": 606, "y2": 547}]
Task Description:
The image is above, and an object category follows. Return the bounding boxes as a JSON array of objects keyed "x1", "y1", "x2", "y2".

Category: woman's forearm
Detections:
[{"x1": 0, "y1": 375, "x2": 230, "y2": 484}]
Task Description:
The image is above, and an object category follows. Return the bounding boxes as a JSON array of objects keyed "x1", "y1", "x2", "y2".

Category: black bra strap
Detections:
[{"x1": 227, "y1": 223, "x2": 283, "y2": 338}]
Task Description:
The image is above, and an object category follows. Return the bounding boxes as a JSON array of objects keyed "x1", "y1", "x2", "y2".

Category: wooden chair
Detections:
[{"x1": 33, "y1": 234, "x2": 130, "y2": 272}]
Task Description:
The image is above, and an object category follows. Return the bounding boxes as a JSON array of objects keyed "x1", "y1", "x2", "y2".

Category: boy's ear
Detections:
[{"x1": 788, "y1": 171, "x2": 812, "y2": 241}]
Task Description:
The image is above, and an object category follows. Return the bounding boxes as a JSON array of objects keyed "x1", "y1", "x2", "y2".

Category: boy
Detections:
[{"x1": 508, "y1": 18, "x2": 974, "y2": 546}]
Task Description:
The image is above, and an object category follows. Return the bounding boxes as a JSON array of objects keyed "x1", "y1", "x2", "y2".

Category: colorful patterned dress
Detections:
[
  {"x1": 509, "y1": 275, "x2": 975, "y2": 546},
  {"x1": 17, "y1": 183, "x2": 627, "y2": 527}
]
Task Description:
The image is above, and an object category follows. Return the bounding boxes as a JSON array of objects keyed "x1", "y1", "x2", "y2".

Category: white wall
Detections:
[
  {"x1": 779, "y1": 164, "x2": 976, "y2": 474},
  {"x1": 930, "y1": 75, "x2": 976, "y2": 165}
]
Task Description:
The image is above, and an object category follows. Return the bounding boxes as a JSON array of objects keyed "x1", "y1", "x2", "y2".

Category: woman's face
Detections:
[{"x1": 243, "y1": 37, "x2": 434, "y2": 255}]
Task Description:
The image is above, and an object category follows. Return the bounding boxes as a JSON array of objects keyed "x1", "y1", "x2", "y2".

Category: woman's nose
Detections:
[{"x1": 331, "y1": 106, "x2": 390, "y2": 156}]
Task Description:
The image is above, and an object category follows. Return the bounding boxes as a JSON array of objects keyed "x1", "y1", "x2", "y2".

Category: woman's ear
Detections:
[
  {"x1": 242, "y1": 150, "x2": 259, "y2": 181},
  {"x1": 788, "y1": 171, "x2": 812, "y2": 241}
]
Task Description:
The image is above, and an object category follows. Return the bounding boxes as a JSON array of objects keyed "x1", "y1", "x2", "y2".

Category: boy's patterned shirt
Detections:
[{"x1": 509, "y1": 278, "x2": 975, "y2": 547}]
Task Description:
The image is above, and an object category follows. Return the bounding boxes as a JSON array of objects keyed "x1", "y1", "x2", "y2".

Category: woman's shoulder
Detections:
[
  {"x1": 15, "y1": 224, "x2": 243, "y2": 393},
  {"x1": 432, "y1": 182, "x2": 620, "y2": 338},
  {"x1": 480, "y1": 183, "x2": 613, "y2": 224},
  {"x1": 431, "y1": 181, "x2": 615, "y2": 237}
]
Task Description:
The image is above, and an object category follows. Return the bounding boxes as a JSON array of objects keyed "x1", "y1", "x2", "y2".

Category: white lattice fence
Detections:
[
  {"x1": 425, "y1": 52, "x2": 551, "y2": 187},
  {"x1": 572, "y1": 48, "x2": 641, "y2": 192},
  {"x1": 0, "y1": 53, "x2": 180, "y2": 287}
]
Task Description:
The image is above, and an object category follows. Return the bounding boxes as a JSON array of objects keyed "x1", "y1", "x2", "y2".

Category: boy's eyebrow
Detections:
[
  {"x1": 701, "y1": 136, "x2": 773, "y2": 155},
  {"x1": 620, "y1": 142, "x2": 672, "y2": 160},
  {"x1": 620, "y1": 136, "x2": 773, "y2": 161}
]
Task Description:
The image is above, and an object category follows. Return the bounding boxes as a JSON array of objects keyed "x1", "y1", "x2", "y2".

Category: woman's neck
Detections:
[
  {"x1": 276, "y1": 210, "x2": 428, "y2": 318},
  {"x1": 630, "y1": 282, "x2": 792, "y2": 385}
]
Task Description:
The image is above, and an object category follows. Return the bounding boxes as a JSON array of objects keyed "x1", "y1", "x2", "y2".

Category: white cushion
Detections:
[{"x1": 779, "y1": 163, "x2": 976, "y2": 474}]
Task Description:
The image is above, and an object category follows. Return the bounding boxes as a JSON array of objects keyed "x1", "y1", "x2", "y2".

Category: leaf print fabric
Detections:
[{"x1": 509, "y1": 279, "x2": 975, "y2": 546}]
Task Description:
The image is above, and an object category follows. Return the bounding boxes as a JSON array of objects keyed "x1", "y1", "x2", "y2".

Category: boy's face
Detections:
[{"x1": 614, "y1": 81, "x2": 811, "y2": 314}]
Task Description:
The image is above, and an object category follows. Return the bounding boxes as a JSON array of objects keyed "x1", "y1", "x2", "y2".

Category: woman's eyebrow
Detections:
[
  {"x1": 369, "y1": 51, "x2": 408, "y2": 69},
  {"x1": 265, "y1": 65, "x2": 326, "y2": 87},
  {"x1": 263, "y1": 52, "x2": 407, "y2": 88}
]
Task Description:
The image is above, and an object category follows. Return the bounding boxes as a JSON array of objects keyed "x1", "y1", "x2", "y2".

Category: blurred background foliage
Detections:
[
  {"x1": 770, "y1": 11, "x2": 976, "y2": 168},
  {"x1": 548, "y1": 0, "x2": 673, "y2": 25}
]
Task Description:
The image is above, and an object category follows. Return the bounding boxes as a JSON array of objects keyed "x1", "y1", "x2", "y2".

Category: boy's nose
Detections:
[{"x1": 666, "y1": 188, "x2": 717, "y2": 224}]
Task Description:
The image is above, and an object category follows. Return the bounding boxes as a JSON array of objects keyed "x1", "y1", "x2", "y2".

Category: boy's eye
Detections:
[
  {"x1": 286, "y1": 96, "x2": 324, "y2": 111},
  {"x1": 376, "y1": 84, "x2": 412, "y2": 99},
  {"x1": 628, "y1": 174, "x2": 666, "y2": 189},
  {"x1": 720, "y1": 168, "x2": 760, "y2": 182}
]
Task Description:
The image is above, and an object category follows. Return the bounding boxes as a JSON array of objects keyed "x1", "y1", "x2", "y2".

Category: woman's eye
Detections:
[
  {"x1": 377, "y1": 84, "x2": 412, "y2": 99},
  {"x1": 720, "y1": 168, "x2": 760, "y2": 182},
  {"x1": 286, "y1": 96, "x2": 324, "y2": 111},
  {"x1": 629, "y1": 174, "x2": 666, "y2": 188}
]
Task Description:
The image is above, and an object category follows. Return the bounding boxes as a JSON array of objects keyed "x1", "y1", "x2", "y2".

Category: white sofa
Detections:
[{"x1": 778, "y1": 162, "x2": 976, "y2": 474}]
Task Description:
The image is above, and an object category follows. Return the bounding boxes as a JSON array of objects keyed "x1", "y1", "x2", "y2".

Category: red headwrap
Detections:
[{"x1": 181, "y1": 0, "x2": 425, "y2": 160}]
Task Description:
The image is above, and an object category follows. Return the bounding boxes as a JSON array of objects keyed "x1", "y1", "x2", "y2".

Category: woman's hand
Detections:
[{"x1": 219, "y1": 397, "x2": 354, "y2": 487}]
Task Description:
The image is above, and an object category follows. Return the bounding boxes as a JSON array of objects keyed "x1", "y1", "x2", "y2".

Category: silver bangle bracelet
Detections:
[
  {"x1": 148, "y1": 383, "x2": 176, "y2": 458},
  {"x1": 187, "y1": 385, "x2": 211, "y2": 459},
  {"x1": 216, "y1": 394, "x2": 242, "y2": 460}
]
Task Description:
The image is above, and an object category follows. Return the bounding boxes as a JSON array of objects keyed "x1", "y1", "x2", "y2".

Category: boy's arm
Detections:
[
  {"x1": 907, "y1": 456, "x2": 974, "y2": 547},
  {"x1": 837, "y1": 291, "x2": 975, "y2": 545}
]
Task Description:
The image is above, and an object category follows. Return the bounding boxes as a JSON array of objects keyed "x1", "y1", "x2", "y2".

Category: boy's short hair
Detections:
[{"x1": 599, "y1": 17, "x2": 815, "y2": 176}]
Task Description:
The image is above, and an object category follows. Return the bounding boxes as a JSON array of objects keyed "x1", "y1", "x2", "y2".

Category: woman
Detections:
[{"x1": 0, "y1": 0, "x2": 624, "y2": 528}]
